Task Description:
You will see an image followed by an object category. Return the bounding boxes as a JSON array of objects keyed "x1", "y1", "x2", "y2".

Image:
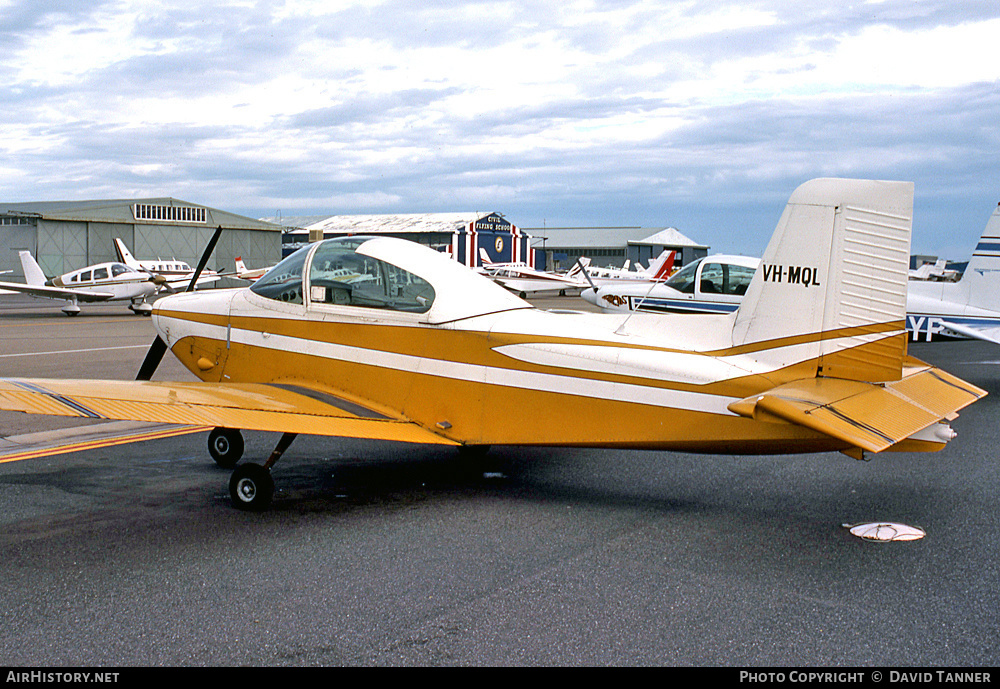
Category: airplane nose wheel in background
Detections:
[
  {"x1": 229, "y1": 463, "x2": 274, "y2": 512},
  {"x1": 208, "y1": 427, "x2": 244, "y2": 468}
]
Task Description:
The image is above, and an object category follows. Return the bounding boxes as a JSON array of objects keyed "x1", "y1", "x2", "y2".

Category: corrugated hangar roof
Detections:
[
  {"x1": 1, "y1": 198, "x2": 281, "y2": 231},
  {"x1": 629, "y1": 226, "x2": 708, "y2": 249},
  {"x1": 527, "y1": 226, "x2": 706, "y2": 249},
  {"x1": 300, "y1": 212, "x2": 504, "y2": 235},
  {"x1": 527, "y1": 226, "x2": 651, "y2": 248}
]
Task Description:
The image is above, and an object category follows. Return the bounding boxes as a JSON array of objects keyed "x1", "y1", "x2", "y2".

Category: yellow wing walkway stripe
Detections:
[{"x1": 0, "y1": 425, "x2": 212, "y2": 464}]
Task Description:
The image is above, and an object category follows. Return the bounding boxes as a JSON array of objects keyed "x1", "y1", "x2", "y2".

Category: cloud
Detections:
[{"x1": 0, "y1": 0, "x2": 997, "y2": 258}]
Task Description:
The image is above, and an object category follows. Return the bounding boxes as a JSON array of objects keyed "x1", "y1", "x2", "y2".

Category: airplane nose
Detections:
[{"x1": 580, "y1": 287, "x2": 599, "y2": 306}]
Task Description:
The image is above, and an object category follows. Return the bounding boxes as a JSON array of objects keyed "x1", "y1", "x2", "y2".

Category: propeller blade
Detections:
[
  {"x1": 135, "y1": 225, "x2": 224, "y2": 381},
  {"x1": 575, "y1": 258, "x2": 598, "y2": 292},
  {"x1": 185, "y1": 225, "x2": 224, "y2": 292},
  {"x1": 136, "y1": 335, "x2": 168, "y2": 381}
]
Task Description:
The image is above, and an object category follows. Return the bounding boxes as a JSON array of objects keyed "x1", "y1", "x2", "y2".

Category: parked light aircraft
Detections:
[
  {"x1": 0, "y1": 251, "x2": 164, "y2": 315},
  {"x1": 0, "y1": 179, "x2": 985, "y2": 512},
  {"x1": 233, "y1": 257, "x2": 270, "y2": 282},
  {"x1": 909, "y1": 258, "x2": 959, "y2": 281},
  {"x1": 476, "y1": 249, "x2": 590, "y2": 297},
  {"x1": 114, "y1": 238, "x2": 220, "y2": 291},
  {"x1": 479, "y1": 248, "x2": 675, "y2": 298},
  {"x1": 589, "y1": 204, "x2": 1000, "y2": 346},
  {"x1": 906, "y1": 203, "x2": 1000, "y2": 343},
  {"x1": 581, "y1": 250, "x2": 676, "y2": 282},
  {"x1": 583, "y1": 254, "x2": 759, "y2": 314}
]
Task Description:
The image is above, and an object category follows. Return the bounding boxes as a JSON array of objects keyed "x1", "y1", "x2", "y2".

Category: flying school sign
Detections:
[{"x1": 761, "y1": 264, "x2": 822, "y2": 287}]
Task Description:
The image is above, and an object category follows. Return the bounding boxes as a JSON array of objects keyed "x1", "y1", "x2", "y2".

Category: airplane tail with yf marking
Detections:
[
  {"x1": 727, "y1": 179, "x2": 985, "y2": 456},
  {"x1": 955, "y1": 203, "x2": 1000, "y2": 310},
  {"x1": 18, "y1": 251, "x2": 48, "y2": 286}
]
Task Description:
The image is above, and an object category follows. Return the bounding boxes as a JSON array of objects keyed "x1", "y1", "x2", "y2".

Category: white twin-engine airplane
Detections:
[
  {"x1": 0, "y1": 250, "x2": 165, "y2": 316},
  {"x1": 0, "y1": 179, "x2": 985, "y2": 512},
  {"x1": 114, "y1": 238, "x2": 221, "y2": 291}
]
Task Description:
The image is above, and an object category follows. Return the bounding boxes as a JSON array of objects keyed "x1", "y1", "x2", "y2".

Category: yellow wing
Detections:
[
  {"x1": 0, "y1": 378, "x2": 458, "y2": 446},
  {"x1": 727, "y1": 361, "x2": 985, "y2": 453}
]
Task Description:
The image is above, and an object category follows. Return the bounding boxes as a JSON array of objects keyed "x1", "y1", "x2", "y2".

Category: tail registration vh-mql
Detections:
[{"x1": 0, "y1": 179, "x2": 985, "y2": 510}]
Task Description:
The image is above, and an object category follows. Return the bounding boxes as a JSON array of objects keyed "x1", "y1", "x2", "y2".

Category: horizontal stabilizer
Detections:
[
  {"x1": 0, "y1": 378, "x2": 458, "y2": 447},
  {"x1": 727, "y1": 364, "x2": 985, "y2": 453},
  {"x1": 936, "y1": 319, "x2": 1000, "y2": 345}
]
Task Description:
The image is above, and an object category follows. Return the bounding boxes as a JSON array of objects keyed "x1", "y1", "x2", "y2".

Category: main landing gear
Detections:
[{"x1": 208, "y1": 428, "x2": 297, "y2": 512}]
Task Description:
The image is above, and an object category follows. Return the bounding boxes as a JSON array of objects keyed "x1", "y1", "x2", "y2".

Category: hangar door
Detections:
[{"x1": 1, "y1": 222, "x2": 36, "y2": 278}]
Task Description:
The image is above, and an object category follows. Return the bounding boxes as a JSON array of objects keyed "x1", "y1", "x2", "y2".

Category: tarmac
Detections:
[{"x1": 1, "y1": 293, "x2": 998, "y2": 667}]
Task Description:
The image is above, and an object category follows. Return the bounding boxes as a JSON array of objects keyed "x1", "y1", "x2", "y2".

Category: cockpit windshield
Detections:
[
  {"x1": 664, "y1": 259, "x2": 702, "y2": 294},
  {"x1": 307, "y1": 238, "x2": 435, "y2": 312},
  {"x1": 250, "y1": 247, "x2": 308, "y2": 304},
  {"x1": 250, "y1": 237, "x2": 436, "y2": 313}
]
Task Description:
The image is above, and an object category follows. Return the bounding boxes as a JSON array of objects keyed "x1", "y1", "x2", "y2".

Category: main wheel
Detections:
[
  {"x1": 208, "y1": 427, "x2": 244, "y2": 468},
  {"x1": 229, "y1": 464, "x2": 274, "y2": 512}
]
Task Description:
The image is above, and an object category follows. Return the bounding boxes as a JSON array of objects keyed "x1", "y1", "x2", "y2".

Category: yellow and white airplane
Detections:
[
  {"x1": 0, "y1": 250, "x2": 165, "y2": 315},
  {"x1": 0, "y1": 179, "x2": 986, "y2": 511}
]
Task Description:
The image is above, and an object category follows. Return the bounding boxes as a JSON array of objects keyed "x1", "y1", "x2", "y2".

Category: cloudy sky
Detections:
[{"x1": 1, "y1": 0, "x2": 998, "y2": 258}]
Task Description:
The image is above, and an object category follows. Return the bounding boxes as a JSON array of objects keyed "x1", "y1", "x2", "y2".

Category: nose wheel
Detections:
[{"x1": 208, "y1": 427, "x2": 244, "y2": 468}]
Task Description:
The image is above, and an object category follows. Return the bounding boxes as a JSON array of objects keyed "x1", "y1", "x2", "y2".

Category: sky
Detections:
[{"x1": 1, "y1": 0, "x2": 998, "y2": 259}]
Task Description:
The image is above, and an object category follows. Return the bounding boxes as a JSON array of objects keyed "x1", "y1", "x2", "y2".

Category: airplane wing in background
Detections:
[
  {"x1": 0, "y1": 281, "x2": 115, "y2": 301},
  {"x1": 0, "y1": 378, "x2": 458, "y2": 447}
]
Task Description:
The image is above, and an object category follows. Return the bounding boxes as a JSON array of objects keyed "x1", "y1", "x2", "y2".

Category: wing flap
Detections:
[
  {"x1": 0, "y1": 378, "x2": 458, "y2": 446},
  {"x1": 727, "y1": 365, "x2": 985, "y2": 453}
]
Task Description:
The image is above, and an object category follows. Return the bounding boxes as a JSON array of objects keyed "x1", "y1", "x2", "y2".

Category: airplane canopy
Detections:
[{"x1": 251, "y1": 236, "x2": 531, "y2": 324}]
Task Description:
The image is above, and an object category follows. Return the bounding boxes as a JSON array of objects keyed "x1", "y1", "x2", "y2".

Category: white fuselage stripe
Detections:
[{"x1": 166, "y1": 318, "x2": 740, "y2": 416}]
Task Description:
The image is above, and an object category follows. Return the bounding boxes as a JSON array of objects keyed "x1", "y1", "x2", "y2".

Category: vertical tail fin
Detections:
[
  {"x1": 18, "y1": 251, "x2": 48, "y2": 286},
  {"x1": 957, "y1": 204, "x2": 1000, "y2": 310},
  {"x1": 732, "y1": 179, "x2": 913, "y2": 382},
  {"x1": 565, "y1": 257, "x2": 590, "y2": 278},
  {"x1": 647, "y1": 250, "x2": 675, "y2": 280},
  {"x1": 235, "y1": 257, "x2": 248, "y2": 272},
  {"x1": 114, "y1": 238, "x2": 141, "y2": 268}
]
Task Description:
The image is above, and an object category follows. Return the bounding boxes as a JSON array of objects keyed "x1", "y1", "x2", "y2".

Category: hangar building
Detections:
[
  {"x1": 525, "y1": 225, "x2": 709, "y2": 272},
  {"x1": 0, "y1": 199, "x2": 282, "y2": 281},
  {"x1": 277, "y1": 212, "x2": 537, "y2": 268}
]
